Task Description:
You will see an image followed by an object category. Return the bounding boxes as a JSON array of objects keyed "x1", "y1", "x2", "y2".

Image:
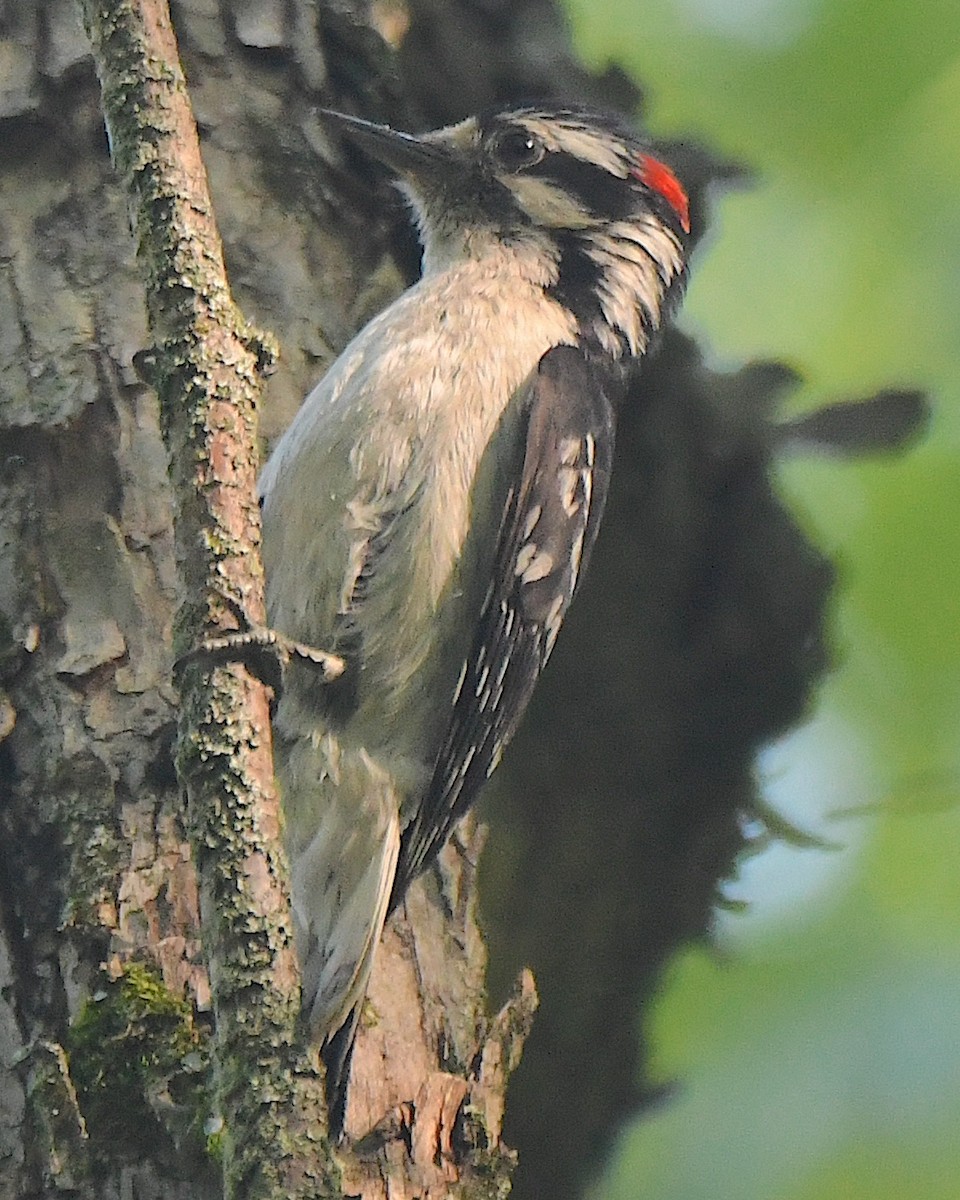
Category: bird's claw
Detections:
[{"x1": 175, "y1": 612, "x2": 345, "y2": 694}]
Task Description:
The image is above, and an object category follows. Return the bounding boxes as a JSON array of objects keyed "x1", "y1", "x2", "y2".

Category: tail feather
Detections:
[
  {"x1": 322, "y1": 1003, "x2": 362, "y2": 1137},
  {"x1": 277, "y1": 728, "x2": 403, "y2": 1137}
]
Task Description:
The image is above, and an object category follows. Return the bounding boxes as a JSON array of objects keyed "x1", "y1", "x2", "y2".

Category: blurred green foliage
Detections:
[{"x1": 563, "y1": 0, "x2": 960, "y2": 1196}]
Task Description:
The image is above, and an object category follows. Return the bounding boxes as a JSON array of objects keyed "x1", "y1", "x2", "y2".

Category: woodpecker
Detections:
[{"x1": 258, "y1": 103, "x2": 691, "y2": 1131}]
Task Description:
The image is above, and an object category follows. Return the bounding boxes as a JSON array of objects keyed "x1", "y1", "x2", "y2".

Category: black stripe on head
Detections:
[
  {"x1": 527, "y1": 153, "x2": 638, "y2": 222},
  {"x1": 547, "y1": 234, "x2": 631, "y2": 359},
  {"x1": 434, "y1": 164, "x2": 529, "y2": 230},
  {"x1": 476, "y1": 106, "x2": 648, "y2": 223},
  {"x1": 547, "y1": 234, "x2": 601, "y2": 321}
]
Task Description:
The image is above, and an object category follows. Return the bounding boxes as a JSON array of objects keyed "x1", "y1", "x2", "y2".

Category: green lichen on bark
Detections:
[
  {"x1": 65, "y1": 960, "x2": 212, "y2": 1167},
  {"x1": 78, "y1": 0, "x2": 275, "y2": 642},
  {"x1": 77, "y1": 2, "x2": 336, "y2": 1195}
]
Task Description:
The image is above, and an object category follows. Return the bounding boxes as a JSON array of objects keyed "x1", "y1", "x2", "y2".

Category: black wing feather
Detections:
[{"x1": 390, "y1": 345, "x2": 615, "y2": 908}]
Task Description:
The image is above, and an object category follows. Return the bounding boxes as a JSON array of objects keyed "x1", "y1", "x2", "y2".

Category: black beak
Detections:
[{"x1": 318, "y1": 110, "x2": 450, "y2": 177}]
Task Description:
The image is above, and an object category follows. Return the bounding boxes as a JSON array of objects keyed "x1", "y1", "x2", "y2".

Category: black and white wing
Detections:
[{"x1": 390, "y1": 344, "x2": 616, "y2": 908}]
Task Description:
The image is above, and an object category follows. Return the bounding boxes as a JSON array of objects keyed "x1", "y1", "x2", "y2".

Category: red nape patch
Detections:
[{"x1": 632, "y1": 154, "x2": 690, "y2": 233}]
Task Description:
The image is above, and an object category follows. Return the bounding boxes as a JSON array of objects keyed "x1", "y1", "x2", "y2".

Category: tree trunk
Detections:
[{"x1": 0, "y1": 2, "x2": 923, "y2": 1198}]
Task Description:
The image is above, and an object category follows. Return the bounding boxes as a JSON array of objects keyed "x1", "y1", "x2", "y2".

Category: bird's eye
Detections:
[{"x1": 490, "y1": 128, "x2": 545, "y2": 172}]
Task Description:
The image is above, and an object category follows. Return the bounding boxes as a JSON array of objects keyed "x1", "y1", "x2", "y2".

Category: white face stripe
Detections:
[
  {"x1": 400, "y1": 109, "x2": 688, "y2": 360},
  {"x1": 502, "y1": 175, "x2": 600, "y2": 229},
  {"x1": 581, "y1": 218, "x2": 685, "y2": 356},
  {"x1": 512, "y1": 114, "x2": 632, "y2": 177},
  {"x1": 427, "y1": 115, "x2": 481, "y2": 153},
  {"x1": 614, "y1": 216, "x2": 685, "y2": 284}
]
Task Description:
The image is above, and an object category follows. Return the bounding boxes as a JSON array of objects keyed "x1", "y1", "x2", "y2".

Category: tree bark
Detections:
[
  {"x1": 77, "y1": 2, "x2": 340, "y2": 1196},
  {"x1": 0, "y1": 2, "x2": 553, "y2": 1195},
  {"x1": 0, "y1": 2, "x2": 924, "y2": 1199}
]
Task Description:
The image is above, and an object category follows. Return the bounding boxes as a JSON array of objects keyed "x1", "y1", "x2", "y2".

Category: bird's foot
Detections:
[{"x1": 175, "y1": 595, "x2": 345, "y2": 693}]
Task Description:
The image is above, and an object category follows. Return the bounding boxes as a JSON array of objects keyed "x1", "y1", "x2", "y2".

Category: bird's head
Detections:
[{"x1": 321, "y1": 104, "x2": 691, "y2": 359}]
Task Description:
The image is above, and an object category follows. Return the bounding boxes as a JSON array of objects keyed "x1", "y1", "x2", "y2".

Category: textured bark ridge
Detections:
[
  {"x1": 0, "y1": 2, "x2": 925, "y2": 1199},
  {"x1": 341, "y1": 827, "x2": 539, "y2": 1197}
]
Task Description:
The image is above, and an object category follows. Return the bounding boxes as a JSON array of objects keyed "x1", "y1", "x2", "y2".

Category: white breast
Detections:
[{"x1": 260, "y1": 255, "x2": 576, "y2": 779}]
